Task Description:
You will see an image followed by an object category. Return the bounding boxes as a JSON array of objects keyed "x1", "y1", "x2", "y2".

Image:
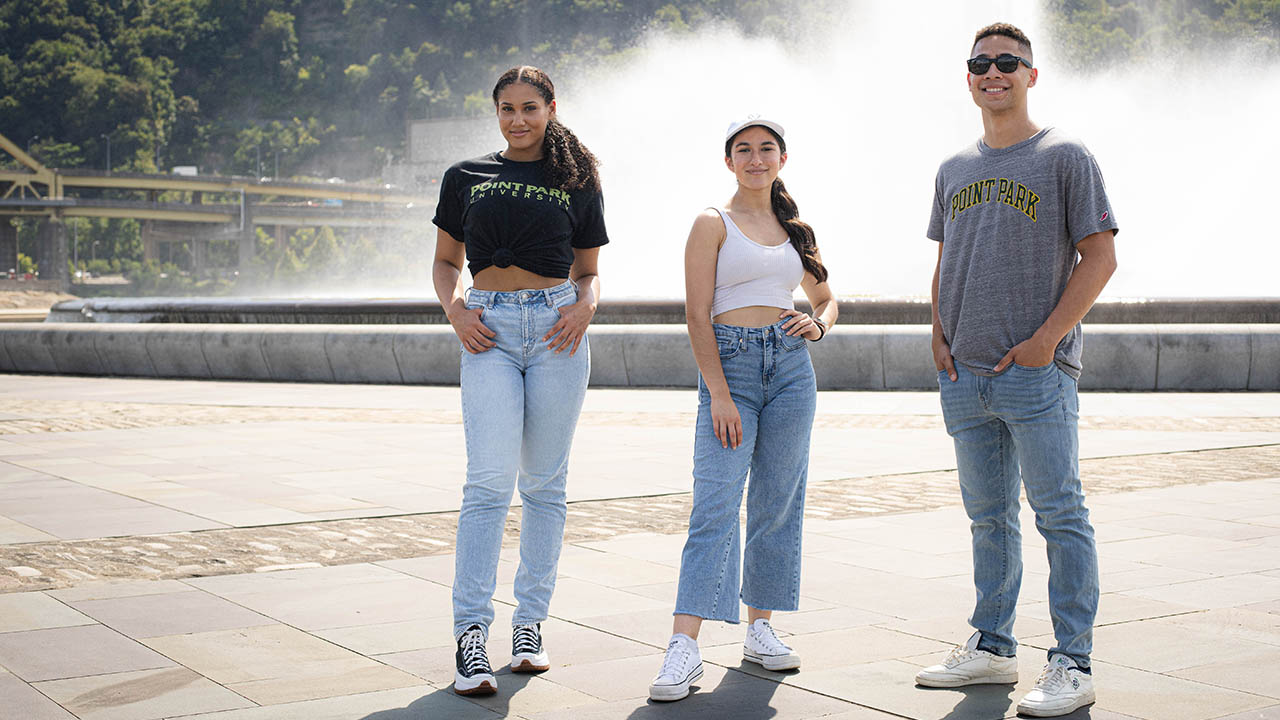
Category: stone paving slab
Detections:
[
  {"x1": 1, "y1": 473, "x2": 1275, "y2": 718},
  {"x1": 31, "y1": 667, "x2": 255, "y2": 720},
  {"x1": 0, "y1": 624, "x2": 176, "y2": 682},
  {"x1": 5, "y1": 373, "x2": 1280, "y2": 412},
  {"x1": 65, "y1": 590, "x2": 277, "y2": 638},
  {"x1": 0, "y1": 590, "x2": 94, "y2": 632},
  {"x1": 3, "y1": 387, "x2": 1279, "y2": 554},
  {"x1": 0, "y1": 671, "x2": 78, "y2": 720},
  {"x1": 142, "y1": 623, "x2": 423, "y2": 705},
  {"x1": 2, "y1": 445, "x2": 1278, "y2": 594},
  {"x1": 0, "y1": 375, "x2": 1276, "y2": 718},
  {"x1": 176, "y1": 685, "x2": 497, "y2": 719}
]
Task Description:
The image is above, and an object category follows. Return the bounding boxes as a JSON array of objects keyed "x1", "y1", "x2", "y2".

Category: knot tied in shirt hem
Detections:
[{"x1": 492, "y1": 247, "x2": 516, "y2": 268}]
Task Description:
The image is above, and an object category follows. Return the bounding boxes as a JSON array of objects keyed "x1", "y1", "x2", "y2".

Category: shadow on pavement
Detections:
[
  {"x1": 624, "y1": 665, "x2": 785, "y2": 720},
  {"x1": 360, "y1": 669, "x2": 537, "y2": 719},
  {"x1": 918, "y1": 682, "x2": 1015, "y2": 720},
  {"x1": 925, "y1": 682, "x2": 1097, "y2": 719}
]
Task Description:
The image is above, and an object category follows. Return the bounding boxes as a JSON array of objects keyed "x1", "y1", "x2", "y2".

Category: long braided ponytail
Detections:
[
  {"x1": 492, "y1": 66, "x2": 600, "y2": 192},
  {"x1": 770, "y1": 178, "x2": 828, "y2": 284}
]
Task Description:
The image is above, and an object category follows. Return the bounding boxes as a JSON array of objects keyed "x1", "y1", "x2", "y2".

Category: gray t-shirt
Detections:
[{"x1": 927, "y1": 127, "x2": 1118, "y2": 379}]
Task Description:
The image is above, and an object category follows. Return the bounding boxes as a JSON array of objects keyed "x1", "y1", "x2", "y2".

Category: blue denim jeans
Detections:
[
  {"x1": 938, "y1": 362, "x2": 1099, "y2": 668},
  {"x1": 674, "y1": 320, "x2": 817, "y2": 623},
  {"x1": 452, "y1": 281, "x2": 589, "y2": 638}
]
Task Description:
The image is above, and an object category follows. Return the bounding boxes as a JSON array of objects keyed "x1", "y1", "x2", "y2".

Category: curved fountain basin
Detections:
[
  {"x1": 2, "y1": 322, "x2": 1277, "y2": 391},
  {"x1": 47, "y1": 296, "x2": 1280, "y2": 325}
]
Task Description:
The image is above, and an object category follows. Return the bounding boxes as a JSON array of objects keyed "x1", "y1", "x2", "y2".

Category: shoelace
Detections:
[
  {"x1": 1033, "y1": 663, "x2": 1070, "y2": 692},
  {"x1": 943, "y1": 643, "x2": 978, "y2": 666},
  {"x1": 460, "y1": 629, "x2": 491, "y2": 675},
  {"x1": 512, "y1": 624, "x2": 541, "y2": 655},
  {"x1": 658, "y1": 637, "x2": 693, "y2": 680},
  {"x1": 752, "y1": 621, "x2": 792, "y2": 654}
]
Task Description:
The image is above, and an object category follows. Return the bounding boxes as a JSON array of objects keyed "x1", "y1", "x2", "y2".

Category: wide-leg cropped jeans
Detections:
[
  {"x1": 452, "y1": 281, "x2": 589, "y2": 638},
  {"x1": 674, "y1": 320, "x2": 817, "y2": 623}
]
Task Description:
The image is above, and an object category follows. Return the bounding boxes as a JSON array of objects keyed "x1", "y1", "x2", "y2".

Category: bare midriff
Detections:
[
  {"x1": 712, "y1": 305, "x2": 791, "y2": 328},
  {"x1": 473, "y1": 266, "x2": 567, "y2": 292}
]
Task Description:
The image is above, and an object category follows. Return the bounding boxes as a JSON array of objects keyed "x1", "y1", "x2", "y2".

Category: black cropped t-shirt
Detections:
[{"x1": 432, "y1": 152, "x2": 609, "y2": 278}]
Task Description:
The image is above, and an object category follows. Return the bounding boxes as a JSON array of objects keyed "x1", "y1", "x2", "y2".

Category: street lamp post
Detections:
[
  {"x1": 100, "y1": 133, "x2": 111, "y2": 173},
  {"x1": 255, "y1": 146, "x2": 261, "y2": 178}
]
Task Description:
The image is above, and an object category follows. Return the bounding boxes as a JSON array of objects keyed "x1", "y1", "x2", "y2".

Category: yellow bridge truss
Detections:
[{"x1": 0, "y1": 132, "x2": 432, "y2": 227}]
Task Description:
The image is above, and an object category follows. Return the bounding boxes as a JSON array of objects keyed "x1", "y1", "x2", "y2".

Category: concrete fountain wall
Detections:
[
  {"x1": 2, "y1": 319, "x2": 1277, "y2": 390},
  {"x1": 3, "y1": 296, "x2": 1274, "y2": 390}
]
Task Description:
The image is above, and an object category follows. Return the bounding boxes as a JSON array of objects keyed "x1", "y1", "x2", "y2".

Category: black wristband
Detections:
[{"x1": 813, "y1": 317, "x2": 827, "y2": 341}]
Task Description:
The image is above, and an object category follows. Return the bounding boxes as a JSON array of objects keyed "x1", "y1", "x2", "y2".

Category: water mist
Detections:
[{"x1": 550, "y1": 1, "x2": 1279, "y2": 300}]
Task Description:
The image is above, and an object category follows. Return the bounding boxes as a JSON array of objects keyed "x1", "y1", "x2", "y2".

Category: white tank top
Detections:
[{"x1": 710, "y1": 208, "x2": 805, "y2": 318}]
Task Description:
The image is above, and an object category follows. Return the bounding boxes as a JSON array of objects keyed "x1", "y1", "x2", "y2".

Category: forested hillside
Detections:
[
  {"x1": 1, "y1": 0, "x2": 843, "y2": 179},
  {"x1": 1, "y1": 0, "x2": 1275, "y2": 294},
  {"x1": 1048, "y1": 0, "x2": 1279, "y2": 69},
  {"x1": 4, "y1": 0, "x2": 1274, "y2": 180}
]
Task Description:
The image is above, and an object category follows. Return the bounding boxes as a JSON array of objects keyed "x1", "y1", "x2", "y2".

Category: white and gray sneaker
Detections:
[
  {"x1": 649, "y1": 633, "x2": 703, "y2": 702},
  {"x1": 743, "y1": 618, "x2": 801, "y2": 671},
  {"x1": 511, "y1": 622, "x2": 550, "y2": 673},
  {"x1": 453, "y1": 624, "x2": 497, "y2": 696},
  {"x1": 915, "y1": 630, "x2": 1018, "y2": 687},
  {"x1": 1017, "y1": 654, "x2": 1095, "y2": 717}
]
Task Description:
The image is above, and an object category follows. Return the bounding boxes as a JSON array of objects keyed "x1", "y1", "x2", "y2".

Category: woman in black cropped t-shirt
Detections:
[{"x1": 431, "y1": 66, "x2": 608, "y2": 697}]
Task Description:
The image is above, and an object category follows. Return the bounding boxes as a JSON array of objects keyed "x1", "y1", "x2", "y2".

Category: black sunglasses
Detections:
[{"x1": 967, "y1": 54, "x2": 1033, "y2": 75}]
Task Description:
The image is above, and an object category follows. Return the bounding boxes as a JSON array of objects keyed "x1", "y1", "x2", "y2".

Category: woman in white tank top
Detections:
[{"x1": 648, "y1": 116, "x2": 838, "y2": 702}]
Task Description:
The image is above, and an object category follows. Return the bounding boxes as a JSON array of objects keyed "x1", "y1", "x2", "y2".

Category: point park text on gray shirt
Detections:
[{"x1": 927, "y1": 127, "x2": 1119, "y2": 379}]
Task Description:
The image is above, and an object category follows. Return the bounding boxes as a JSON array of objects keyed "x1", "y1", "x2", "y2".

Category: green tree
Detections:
[
  {"x1": 1048, "y1": 0, "x2": 1280, "y2": 69},
  {"x1": 3, "y1": 0, "x2": 1275, "y2": 296}
]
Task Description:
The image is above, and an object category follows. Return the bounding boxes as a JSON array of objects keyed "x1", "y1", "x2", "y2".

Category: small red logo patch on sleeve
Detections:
[{"x1": 1100, "y1": 211, "x2": 1109, "y2": 221}]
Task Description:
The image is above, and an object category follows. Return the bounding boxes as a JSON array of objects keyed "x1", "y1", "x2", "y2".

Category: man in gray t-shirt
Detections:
[
  {"x1": 927, "y1": 127, "x2": 1118, "y2": 378},
  {"x1": 913, "y1": 22, "x2": 1118, "y2": 719}
]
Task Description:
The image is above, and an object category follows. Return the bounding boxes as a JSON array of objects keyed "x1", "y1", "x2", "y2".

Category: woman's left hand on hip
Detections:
[{"x1": 779, "y1": 309, "x2": 820, "y2": 340}]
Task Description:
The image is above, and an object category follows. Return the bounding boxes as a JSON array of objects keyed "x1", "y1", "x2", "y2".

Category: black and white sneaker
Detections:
[
  {"x1": 511, "y1": 622, "x2": 550, "y2": 672},
  {"x1": 454, "y1": 624, "x2": 496, "y2": 695}
]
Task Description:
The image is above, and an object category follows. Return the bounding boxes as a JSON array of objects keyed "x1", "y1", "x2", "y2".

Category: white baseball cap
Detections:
[{"x1": 724, "y1": 114, "x2": 785, "y2": 143}]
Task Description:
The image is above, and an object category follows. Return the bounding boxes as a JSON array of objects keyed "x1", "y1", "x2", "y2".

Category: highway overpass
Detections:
[{"x1": 0, "y1": 132, "x2": 434, "y2": 287}]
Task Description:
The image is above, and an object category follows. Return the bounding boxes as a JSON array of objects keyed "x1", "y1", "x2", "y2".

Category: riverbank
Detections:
[{"x1": 0, "y1": 290, "x2": 77, "y2": 322}]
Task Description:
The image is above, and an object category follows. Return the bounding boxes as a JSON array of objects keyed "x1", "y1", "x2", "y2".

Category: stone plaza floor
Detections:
[{"x1": 0, "y1": 373, "x2": 1278, "y2": 719}]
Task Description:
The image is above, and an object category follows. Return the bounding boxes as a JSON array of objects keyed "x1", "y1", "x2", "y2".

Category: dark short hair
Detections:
[{"x1": 973, "y1": 22, "x2": 1032, "y2": 62}]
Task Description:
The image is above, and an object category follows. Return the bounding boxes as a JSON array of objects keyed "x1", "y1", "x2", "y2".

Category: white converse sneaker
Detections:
[
  {"x1": 510, "y1": 623, "x2": 549, "y2": 672},
  {"x1": 743, "y1": 618, "x2": 801, "y2": 671},
  {"x1": 915, "y1": 631, "x2": 1018, "y2": 687},
  {"x1": 649, "y1": 633, "x2": 703, "y2": 702},
  {"x1": 1017, "y1": 654, "x2": 1095, "y2": 717}
]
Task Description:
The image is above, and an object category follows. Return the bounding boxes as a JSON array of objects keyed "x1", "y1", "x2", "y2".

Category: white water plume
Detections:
[{"x1": 555, "y1": 1, "x2": 1279, "y2": 299}]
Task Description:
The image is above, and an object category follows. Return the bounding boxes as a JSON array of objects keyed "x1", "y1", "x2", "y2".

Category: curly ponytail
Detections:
[
  {"x1": 540, "y1": 117, "x2": 601, "y2": 192},
  {"x1": 771, "y1": 178, "x2": 828, "y2": 284},
  {"x1": 492, "y1": 66, "x2": 601, "y2": 192}
]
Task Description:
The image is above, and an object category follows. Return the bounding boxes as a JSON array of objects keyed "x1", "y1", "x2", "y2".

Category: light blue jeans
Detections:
[
  {"x1": 674, "y1": 321, "x2": 817, "y2": 623},
  {"x1": 452, "y1": 281, "x2": 589, "y2": 638},
  {"x1": 938, "y1": 362, "x2": 1099, "y2": 668}
]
